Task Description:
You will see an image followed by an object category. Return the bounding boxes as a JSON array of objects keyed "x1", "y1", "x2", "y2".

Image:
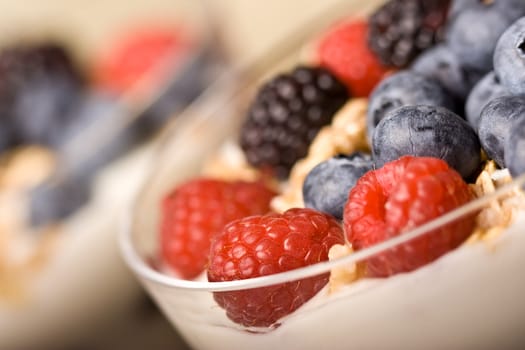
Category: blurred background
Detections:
[
  {"x1": 0, "y1": 0, "x2": 345, "y2": 349},
  {"x1": 0, "y1": 0, "x2": 344, "y2": 63}
]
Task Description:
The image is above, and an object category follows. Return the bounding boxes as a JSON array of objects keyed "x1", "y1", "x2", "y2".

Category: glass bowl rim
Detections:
[
  {"x1": 117, "y1": 0, "x2": 525, "y2": 293},
  {"x1": 120, "y1": 164, "x2": 525, "y2": 292}
]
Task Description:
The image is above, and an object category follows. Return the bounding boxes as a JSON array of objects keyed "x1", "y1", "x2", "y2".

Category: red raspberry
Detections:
[
  {"x1": 317, "y1": 19, "x2": 392, "y2": 97},
  {"x1": 207, "y1": 208, "x2": 344, "y2": 328},
  {"x1": 94, "y1": 26, "x2": 191, "y2": 94},
  {"x1": 160, "y1": 178, "x2": 276, "y2": 279},
  {"x1": 343, "y1": 156, "x2": 475, "y2": 277}
]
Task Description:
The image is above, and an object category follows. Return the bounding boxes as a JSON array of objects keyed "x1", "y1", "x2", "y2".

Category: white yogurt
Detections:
[{"x1": 144, "y1": 213, "x2": 525, "y2": 350}]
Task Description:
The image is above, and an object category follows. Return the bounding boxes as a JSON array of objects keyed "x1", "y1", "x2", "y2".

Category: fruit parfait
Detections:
[
  {"x1": 0, "y1": 1, "x2": 226, "y2": 348},
  {"x1": 122, "y1": 0, "x2": 525, "y2": 349}
]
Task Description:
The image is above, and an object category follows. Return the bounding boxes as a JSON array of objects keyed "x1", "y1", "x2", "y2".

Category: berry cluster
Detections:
[
  {"x1": 367, "y1": 0, "x2": 525, "y2": 180},
  {"x1": 158, "y1": 0, "x2": 525, "y2": 330}
]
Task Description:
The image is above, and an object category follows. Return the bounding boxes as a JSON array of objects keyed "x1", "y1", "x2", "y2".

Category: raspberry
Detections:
[
  {"x1": 317, "y1": 19, "x2": 391, "y2": 97},
  {"x1": 240, "y1": 66, "x2": 348, "y2": 179},
  {"x1": 207, "y1": 208, "x2": 344, "y2": 328},
  {"x1": 368, "y1": 0, "x2": 451, "y2": 68},
  {"x1": 343, "y1": 156, "x2": 475, "y2": 277},
  {"x1": 94, "y1": 26, "x2": 191, "y2": 94},
  {"x1": 160, "y1": 178, "x2": 275, "y2": 279}
]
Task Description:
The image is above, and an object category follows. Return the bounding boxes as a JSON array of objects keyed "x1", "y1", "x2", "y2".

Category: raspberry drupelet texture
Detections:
[
  {"x1": 208, "y1": 208, "x2": 345, "y2": 327},
  {"x1": 344, "y1": 156, "x2": 476, "y2": 277},
  {"x1": 161, "y1": 178, "x2": 276, "y2": 279}
]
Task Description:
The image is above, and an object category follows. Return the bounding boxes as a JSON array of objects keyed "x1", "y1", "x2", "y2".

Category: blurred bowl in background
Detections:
[{"x1": 0, "y1": 0, "x2": 228, "y2": 348}]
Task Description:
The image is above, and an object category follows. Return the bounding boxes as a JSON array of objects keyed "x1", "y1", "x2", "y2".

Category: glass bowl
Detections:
[
  {"x1": 0, "y1": 1, "x2": 226, "y2": 348},
  {"x1": 121, "y1": 1, "x2": 525, "y2": 349}
]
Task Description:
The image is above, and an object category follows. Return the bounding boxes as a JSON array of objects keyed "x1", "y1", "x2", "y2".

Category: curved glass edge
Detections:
[
  {"x1": 120, "y1": 171, "x2": 525, "y2": 292},
  {"x1": 118, "y1": 0, "x2": 522, "y2": 294}
]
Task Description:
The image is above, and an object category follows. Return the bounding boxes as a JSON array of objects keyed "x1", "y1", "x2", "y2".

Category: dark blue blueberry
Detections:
[
  {"x1": 465, "y1": 71, "x2": 509, "y2": 131},
  {"x1": 478, "y1": 95, "x2": 525, "y2": 168},
  {"x1": 505, "y1": 116, "x2": 525, "y2": 178},
  {"x1": 494, "y1": 17, "x2": 525, "y2": 95},
  {"x1": 411, "y1": 44, "x2": 485, "y2": 102},
  {"x1": 446, "y1": 4, "x2": 524, "y2": 72},
  {"x1": 372, "y1": 105, "x2": 481, "y2": 179},
  {"x1": 367, "y1": 71, "x2": 456, "y2": 143},
  {"x1": 302, "y1": 152, "x2": 373, "y2": 220}
]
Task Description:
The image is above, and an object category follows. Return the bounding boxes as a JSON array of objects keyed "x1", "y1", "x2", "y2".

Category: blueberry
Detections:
[
  {"x1": 494, "y1": 17, "x2": 525, "y2": 95},
  {"x1": 367, "y1": 71, "x2": 456, "y2": 143},
  {"x1": 465, "y1": 71, "x2": 509, "y2": 131},
  {"x1": 446, "y1": 5, "x2": 523, "y2": 72},
  {"x1": 302, "y1": 152, "x2": 373, "y2": 220},
  {"x1": 478, "y1": 95, "x2": 525, "y2": 168},
  {"x1": 505, "y1": 116, "x2": 525, "y2": 178},
  {"x1": 373, "y1": 105, "x2": 481, "y2": 179},
  {"x1": 411, "y1": 44, "x2": 485, "y2": 102}
]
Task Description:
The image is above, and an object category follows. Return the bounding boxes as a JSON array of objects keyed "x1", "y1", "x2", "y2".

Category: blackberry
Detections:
[
  {"x1": 240, "y1": 66, "x2": 348, "y2": 179},
  {"x1": 0, "y1": 42, "x2": 85, "y2": 149},
  {"x1": 368, "y1": 0, "x2": 451, "y2": 68}
]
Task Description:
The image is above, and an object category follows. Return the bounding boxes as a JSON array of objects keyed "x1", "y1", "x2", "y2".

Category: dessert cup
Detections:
[
  {"x1": 0, "y1": 1, "x2": 226, "y2": 348},
  {"x1": 121, "y1": 1, "x2": 525, "y2": 349}
]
